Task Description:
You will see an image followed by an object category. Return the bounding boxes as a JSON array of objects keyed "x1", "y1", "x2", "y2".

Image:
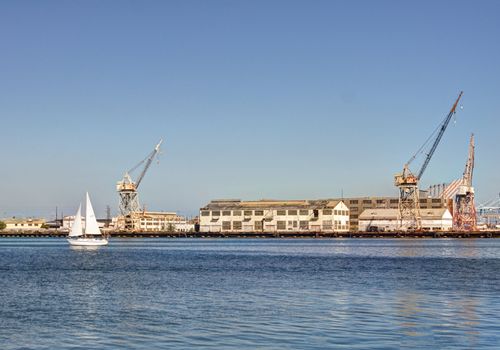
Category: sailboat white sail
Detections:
[
  {"x1": 67, "y1": 192, "x2": 108, "y2": 247},
  {"x1": 68, "y1": 204, "x2": 83, "y2": 237},
  {"x1": 85, "y1": 192, "x2": 102, "y2": 236}
]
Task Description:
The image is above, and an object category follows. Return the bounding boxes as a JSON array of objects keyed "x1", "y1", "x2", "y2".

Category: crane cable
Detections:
[{"x1": 406, "y1": 95, "x2": 463, "y2": 168}]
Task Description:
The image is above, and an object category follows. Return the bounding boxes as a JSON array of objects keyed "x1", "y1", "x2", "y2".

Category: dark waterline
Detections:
[{"x1": 1, "y1": 238, "x2": 500, "y2": 349}]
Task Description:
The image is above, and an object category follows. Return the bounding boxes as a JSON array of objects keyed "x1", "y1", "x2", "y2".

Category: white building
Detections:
[
  {"x1": 199, "y1": 199, "x2": 350, "y2": 233},
  {"x1": 63, "y1": 215, "x2": 107, "y2": 230},
  {"x1": 358, "y1": 208, "x2": 453, "y2": 232},
  {"x1": 114, "y1": 211, "x2": 195, "y2": 232},
  {"x1": 1, "y1": 218, "x2": 46, "y2": 231}
]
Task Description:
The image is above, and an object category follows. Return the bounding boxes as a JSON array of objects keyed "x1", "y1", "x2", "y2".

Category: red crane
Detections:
[{"x1": 453, "y1": 134, "x2": 477, "y2": 231}]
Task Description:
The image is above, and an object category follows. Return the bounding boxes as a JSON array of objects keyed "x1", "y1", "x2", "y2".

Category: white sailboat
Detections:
[{"x1": 67, "y1": 192, "x2": 108, "y2": 246}]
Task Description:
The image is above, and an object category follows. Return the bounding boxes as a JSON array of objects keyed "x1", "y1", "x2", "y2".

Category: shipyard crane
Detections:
[
  {"x1": 394, "y1": 91, "x2": 463, "y2": 230},
  {"x1": 453, "y1": 134, "x2": 476, "y2": 231},
  {"x1": 117, "y1": 140, "x2": 162, "y2": 216}
]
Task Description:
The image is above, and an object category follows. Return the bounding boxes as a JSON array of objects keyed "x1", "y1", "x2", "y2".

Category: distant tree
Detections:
[
  {"x1": 0, "y1": 221, "x2": 6, "y2": 230},
  {"x1": 167, "y1": 223, "x2": 175, "y2": 232}
]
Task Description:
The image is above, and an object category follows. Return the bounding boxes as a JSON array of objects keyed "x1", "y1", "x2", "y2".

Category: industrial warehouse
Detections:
[{"x1": 199, "y1": 199, "x2": 350, "y2": 233}]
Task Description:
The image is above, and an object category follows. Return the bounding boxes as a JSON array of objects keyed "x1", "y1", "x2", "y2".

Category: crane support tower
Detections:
[
  {"x1": 394, "y1": 91, "x2": 463, "y2": 230},
  {"x1": 117, "y1": 140, "x2": 162, "y2": 219},
  {"x1": 453, "y1": 134, "x2": 477, "y2": 231}
]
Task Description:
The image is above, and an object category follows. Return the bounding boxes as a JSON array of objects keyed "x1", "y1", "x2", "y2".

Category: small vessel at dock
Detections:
[{"x1": 67, "y1": 193, "x2": 108, "y2": 246}]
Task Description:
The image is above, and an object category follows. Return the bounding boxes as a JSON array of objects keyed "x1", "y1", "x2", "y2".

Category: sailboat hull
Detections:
[{"x1": 67, "y1": 238, "x2": 108, "y2": 246}]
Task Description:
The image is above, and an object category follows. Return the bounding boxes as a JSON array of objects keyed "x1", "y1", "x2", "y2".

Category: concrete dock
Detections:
[{"x1": 0, "y1": 230, "x2": 499, "y2": 239}]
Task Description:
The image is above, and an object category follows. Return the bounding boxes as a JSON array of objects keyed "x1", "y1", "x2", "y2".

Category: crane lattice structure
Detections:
[
  {"x1": 394, "y1": 91, "x2": 463, "y2": 230},
  {"x1": 453, "y1": 134, "x2": 476, "y2": 231},
  {"x1": 116, "y1": 140, "x2": 162, "y2": 217}
]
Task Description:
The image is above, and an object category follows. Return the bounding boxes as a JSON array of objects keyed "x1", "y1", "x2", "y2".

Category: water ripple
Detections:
[{"x1": 1, "y1": 238, "x2": 500, "y2": 349}]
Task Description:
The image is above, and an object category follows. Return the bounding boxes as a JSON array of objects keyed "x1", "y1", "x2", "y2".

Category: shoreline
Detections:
[{"x1": 0, "y1": 230, "x2": 499, "y2": 239}]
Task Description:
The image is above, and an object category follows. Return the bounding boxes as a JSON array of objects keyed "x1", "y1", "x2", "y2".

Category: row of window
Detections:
[
  {"x1": 349, "y1": 199, "x2": 443, "y2": 205},
  {"x1": 201, "y1": 209, "x2": 348, "y2": 217},
  {"x1": 220, "y1": 220, "x2": 349, "y2": 231},
  {"x1": 140, "y1": 219, "x2": 179, "y2": 222},
  {"x1": 13, "y1": 223, "x2": 40, "y2": 226}
]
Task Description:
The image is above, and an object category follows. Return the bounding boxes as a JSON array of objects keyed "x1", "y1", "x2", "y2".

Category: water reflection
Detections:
[{"x1": 70, "y1": 245, "x2": 102, "y2": 252}]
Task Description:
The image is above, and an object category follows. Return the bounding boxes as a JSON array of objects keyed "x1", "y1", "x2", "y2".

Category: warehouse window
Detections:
[
  {"x1": 222, "y1": 221, "x2": 231, "y2": 230},
  {"x1": 299, "y1": 210, "x2": 309, "y2": 216},
  {"x1": 244, "y1": 210, "x2": 253, "y2": 216},
  {"x1": 222, "y1": 211, "x2": 231, "y2": 216},
  {"x1": 254, "y1": 210, "x2": 264, "y2": 216},
  {"x1": 350, "y1": 200, "x2": 358, "y2": 204},
  {"x1": 299, "y1": 221, "x2": 309, "y2": 230},
  {"x1": 323, "y1": 220, "x2": 333, "y2": 230},
  {"x1": 233, "y1": 210, "x2": 242, "y2": 216},
  {"x1": 323, "y1": 209, "x2": 332, "y2": 215},
  {"x1": 201, "y1": 211, "x2": 210, "y2": 216},
  {"x1": 254, "y1": 221, "x2": 263, "y2": 230},
  {"x1": 432, "y1": 199, "x2": 442, "y2": 203},
  {"x1": 363, "y1": 200, "x2": 371, "y2": 204},
  {"x1": 288, "y1": 210, "x2": 297, "y2": 215},
  {"x1": 212, "y1": 211, "x2": 221, "y2": 217},
  {"x1": 277, "y1": 210, "x2": 286, "y2": 216},
  {"x1": 277, "y1": 221, "x2": 286, "y2": 230},
  {"x1": 233, "y1": 221, "x2": 242, "y2": 230}
]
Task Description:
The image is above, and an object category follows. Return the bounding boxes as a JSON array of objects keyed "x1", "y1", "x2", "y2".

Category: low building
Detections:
[
  {"x1": 199, "y1": 199, "x2": 350, "y2": 233},
  {"x1": 337, "y1": 196, "x2": 449, "y2": 230},
  {"x1": 62, "y1": 216, "x2": 108, "y2": 231},
  {"x1": 358, "y1": 208, "x2": 452, "y2": 232},
  {"x1": 1, "y1": 218, "x2": 46, "y2": 231},
  {"x1": 115, "y1": 211, "x2": 194, "y2": 232}
]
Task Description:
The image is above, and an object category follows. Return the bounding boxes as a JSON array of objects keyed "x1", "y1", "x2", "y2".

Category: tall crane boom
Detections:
[
  {"x1": 417, "y1": 91, "x2": 463, "y2": 179},
  {"x1": 136, "y1": 140, "x2": 162, "y2": 188},
  {"x1": 462, "y1": 134, "x2": 474, "y2": 187}
]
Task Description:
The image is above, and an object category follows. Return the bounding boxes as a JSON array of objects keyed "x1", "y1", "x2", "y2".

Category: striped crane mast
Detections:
[{"x1": 453, "y1": 134, "x2": 477, "y2": 231}]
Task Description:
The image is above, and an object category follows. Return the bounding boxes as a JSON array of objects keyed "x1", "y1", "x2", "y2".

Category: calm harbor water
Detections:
[{"x1": 1, "y1": 238, "x2": 500, "y2": 349}]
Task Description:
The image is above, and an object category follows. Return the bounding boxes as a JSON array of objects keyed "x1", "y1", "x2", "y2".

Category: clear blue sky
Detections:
[{"x1": 1, "y1": 0, "x2": 499, "y2": 219}]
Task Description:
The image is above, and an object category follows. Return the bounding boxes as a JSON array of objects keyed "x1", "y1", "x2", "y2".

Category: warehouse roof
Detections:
[
  {"x1": 202, "y1": 199, "x2": 345, "y2": 210},
  {"x1": 1, "y1": 218, "x2": 45, "y2": 224}
]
